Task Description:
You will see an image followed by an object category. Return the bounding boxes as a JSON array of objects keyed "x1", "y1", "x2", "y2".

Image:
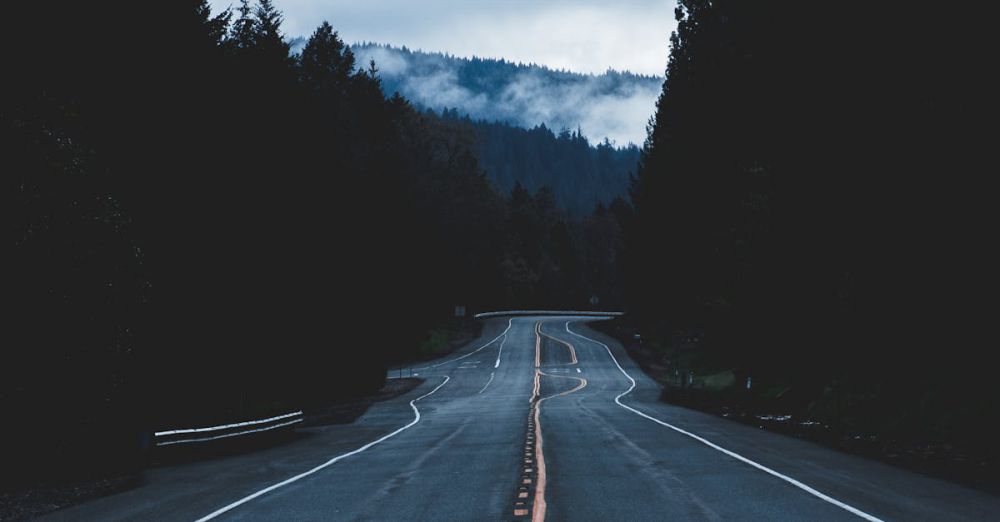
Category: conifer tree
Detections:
[{"x1": 299, "y1": 22, "x2": 355, "y2": 92}]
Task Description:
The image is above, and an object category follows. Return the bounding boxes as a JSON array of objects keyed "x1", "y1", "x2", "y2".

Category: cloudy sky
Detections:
[{"x1": 209, "y1": 0, "x2": 676, "y2": 76}]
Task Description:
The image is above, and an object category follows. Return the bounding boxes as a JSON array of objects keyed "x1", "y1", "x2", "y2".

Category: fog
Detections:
[
  {"x1": 353, "y1": 44, "x2": 664, "y2": 146},
  {"x1": 211, "y1": 0, "x2": 676, "y2": 76}
]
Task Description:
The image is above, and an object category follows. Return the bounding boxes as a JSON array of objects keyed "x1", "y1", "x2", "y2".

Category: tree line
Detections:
[
  {"x1": 2, "y1": 0, "x2": 626, "y2": 484},
  {"x1": 350, "y1": 42, "x2": 661, "y2": 149},
  {"x1": 627, "y1": 0, "x2": 996, "y2": 458},
  {"x1": 439, "y1": 110, "x2": 639, "y2": 217}
]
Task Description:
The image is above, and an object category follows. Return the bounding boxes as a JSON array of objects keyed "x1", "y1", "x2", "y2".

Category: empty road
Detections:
[{"x1": 39, "y1": 316, "x2": 1000, "y2": 521}]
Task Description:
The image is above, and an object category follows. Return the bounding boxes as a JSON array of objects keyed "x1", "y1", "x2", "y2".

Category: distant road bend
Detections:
[{"x1": 41, "y1": 315, "x2": 1000, "y2": 521}]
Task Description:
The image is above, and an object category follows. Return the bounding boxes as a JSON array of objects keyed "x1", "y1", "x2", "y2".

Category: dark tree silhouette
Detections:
[
  {"x1": 627, "y1": 0, "x2": 997, "y2": 463},
  {"x1": 2, "y1": 0, "x2": 628, "y2": 487}
]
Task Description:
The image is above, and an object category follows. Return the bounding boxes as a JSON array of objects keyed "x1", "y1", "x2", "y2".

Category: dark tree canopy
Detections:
[
  {"x1": 627, "y1": 0, "x2": 996, "y2": 455},
  {"x1": 2, "y1": 0, "x2": 625, "y2": 485}
]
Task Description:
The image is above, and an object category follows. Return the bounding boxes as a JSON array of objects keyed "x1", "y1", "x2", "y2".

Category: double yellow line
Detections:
[
  {"x1": 535, "y1": 321, "x2": 578, "y2": 365},
  {"x1": 530, "y1": 321, "x2": 587, "y2": 522}
]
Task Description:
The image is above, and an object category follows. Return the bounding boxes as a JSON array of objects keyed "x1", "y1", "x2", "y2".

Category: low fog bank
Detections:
[{"x1": 351, "y1": 43, "x2": 663, "y2": 147}]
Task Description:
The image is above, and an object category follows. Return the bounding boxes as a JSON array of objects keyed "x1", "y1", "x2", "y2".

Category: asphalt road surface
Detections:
[{"x1": 39, "y1": 316, "x2": 1000, "y2": 521}]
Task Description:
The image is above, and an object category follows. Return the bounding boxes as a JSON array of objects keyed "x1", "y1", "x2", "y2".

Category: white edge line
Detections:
[
  {"x1": 156, "y1": 419, "x2": 303, "y2": 446},
  {"x1": 194, "y1": 376, "x2": 451, "y2": 522},
  {"x1": 478, "y1": 371, "x2": 496, "y2": 394},
  {"x1": 564, "y1": 322, "x2": 884, "y2": 522},
  {"x1": 495, "y1": 332, "x2": 508, "y2": 368},
  {"x1": 155, "y1": 411, "x2": 304, "y2": 436},
  {"x1": 411, "y1": 318, "x2": 513, "y2": 370}
]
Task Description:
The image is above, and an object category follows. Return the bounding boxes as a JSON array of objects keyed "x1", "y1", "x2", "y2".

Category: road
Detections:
[{"x1": 39, "y1": 316, "x2": 1000, "y2": 521}]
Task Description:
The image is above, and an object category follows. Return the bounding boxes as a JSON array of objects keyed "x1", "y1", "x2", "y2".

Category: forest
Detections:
[
  {"x1": 626, "y1": 0, "x2": 997, "y2": 470},
  {"x1": 350, "y1": 43, "x2": 662, "y2": 146},
  {"x1": 438, "y1": 110, "x2": 640, "y2": 217},
  {"x1": 4, "y1": 0, "x2": 996, "y2": 495},
  {"x1": 2, "y1": 0, "x2": 626, "y2": 484}
]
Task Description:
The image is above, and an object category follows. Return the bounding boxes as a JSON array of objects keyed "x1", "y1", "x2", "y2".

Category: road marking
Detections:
[
  {"x1": 531, "y1": 366, "x2": 540, "y2": 401},
  {"x1": 538, "y1": 371, "x2": 588, "y2": 399},
  {"x1": 537, "y1": 322, "x2": 578, "y2": 364},
  {"x1": 478, "y1": 371, "x2": 495, "y2": 394},
  {"x1": 527, "y1": 324, "x2": 591, "y2": 522},
  {"x1": 534, "y1": 321, "x2": 542, "y2": 368},
  {"x1": 495, "y1": 331, "x2": 508, "y2": 368},
  {"x1": 565, "y1": 322, "x2": 885, "y2": 522},
  {"x1": 529, "y1": 371, "x2": 588, "y2": 522},
  {"x1": 194, "y1": 376, "x2": 451, "y2": 522},
  {"x1": 411, "y1": 318, "x2": 513, "y2": 370},
  {"x1": 530, "y1": 370, "x2": 547, "y2": 522}
]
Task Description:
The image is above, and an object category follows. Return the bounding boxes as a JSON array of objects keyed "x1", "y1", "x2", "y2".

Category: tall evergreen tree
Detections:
[{"x1": 300, "y1": 22, "x2": 355, "y2": 92}]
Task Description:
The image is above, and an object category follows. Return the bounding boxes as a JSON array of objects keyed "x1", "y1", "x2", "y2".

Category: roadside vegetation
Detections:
[
  {"x1": 2, "y1": 0, "x2": 627, "y2": 494},
  {"x1": 615, "y1": 0, "x2": 996, "y2": 491},
  {"x1": 5, "y1": 0, "x2": 996, "y2": 508}
]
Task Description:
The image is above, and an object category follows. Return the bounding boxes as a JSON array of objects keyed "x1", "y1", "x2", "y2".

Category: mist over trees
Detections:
[
  {"x1": 351, "y1": 43, "x2": 662, "y2": 147},
  {"x1": 2, "y1": 0, "x2": 628, "y2": 484},
  {"x1": 627, "y1": 0, "x2": 996, "y2": 457}
]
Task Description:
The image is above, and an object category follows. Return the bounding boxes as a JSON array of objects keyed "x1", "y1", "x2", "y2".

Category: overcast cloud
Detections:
[
  {"x1": 209, "y1": 0, "x2": 675, "y2": 144},
  {"x1": 209, "y1": 0, "x2": 676, "y2": 76}
]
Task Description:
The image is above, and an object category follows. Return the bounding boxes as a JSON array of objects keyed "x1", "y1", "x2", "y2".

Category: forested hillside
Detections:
[
  {"x1": 348, "y1": 43, "x2": 648, "y2": 216},
  {"x1": 627, "y1": 0, "x2": 996, "y2": 468},
  {"x1": 2, "y1": 0, "x2": 626, "y2": 484},
  {"x1": 436, "y1": 110, "x2": 639, "y2": 216},
  {"x1": 351, "y1": 43, "x2": 662, "y2": 147}
]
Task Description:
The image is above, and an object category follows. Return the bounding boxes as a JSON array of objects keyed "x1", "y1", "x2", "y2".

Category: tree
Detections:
[
  {"x1": 299, "y1": 22, "x2": 355, "y2": 92},
  {"x1": 229, "y1": 0, "x2": 255, "y2": 50}
]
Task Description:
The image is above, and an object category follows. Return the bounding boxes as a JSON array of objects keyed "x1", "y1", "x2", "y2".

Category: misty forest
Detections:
[{"x1": 3, "y1": 0, "x2": 998, "y2": 506}]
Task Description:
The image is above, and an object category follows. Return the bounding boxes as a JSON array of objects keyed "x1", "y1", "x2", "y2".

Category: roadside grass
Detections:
[
  {"x1": 698, "y1": 369, "x2": 736, "y2": 391},
  {"x1": 419, "y1": 329, "x2": 456, "y2": 358},
  {"x1": 399, "y1": 319, "x2": 483, "y2": 365}
]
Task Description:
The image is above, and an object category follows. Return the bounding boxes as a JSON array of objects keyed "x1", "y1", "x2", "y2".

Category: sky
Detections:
[{"x1": 208, "y1": 0, "x2": 677, "y2": 76}]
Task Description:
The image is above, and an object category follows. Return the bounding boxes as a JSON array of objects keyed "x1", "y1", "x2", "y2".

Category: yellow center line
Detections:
[
  {"x1": 537, "y1": 322, "x2": 578, "y2": 365},
  {"x1": 530, "y1": 323, "x2": 589, "y2": 522},
  {"x1": 537, "y1": 371, "x2": 588, "y2": 398},
  {"x1": 534, "y1": 321, "x2": 542, "y2": 368},
  {"x1": 531, "y1": 369, "x2": 546, "y2": 522}
]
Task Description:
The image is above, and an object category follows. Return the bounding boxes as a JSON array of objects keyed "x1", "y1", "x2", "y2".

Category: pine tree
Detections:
[
  {"x1": 229, "y1": 0, "x2": 255, "y2": 50},
  {"x1": 299, "y1": 21, "x2": 355, "y2": 92},
  {"x1": 253, "y1": 0, "x2": 291, "y2": 64},
  {"x1": 195, "y1": 0, "x2": 231, "y2": 45}
]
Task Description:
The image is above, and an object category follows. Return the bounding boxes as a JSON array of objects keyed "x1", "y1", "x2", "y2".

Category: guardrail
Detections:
[
  {"x1": 473, "y1": 310, "x2": 624, "y2": 319},
  {"x1": 154, "y1": 411, "x2": 304, "y2": 447}
]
